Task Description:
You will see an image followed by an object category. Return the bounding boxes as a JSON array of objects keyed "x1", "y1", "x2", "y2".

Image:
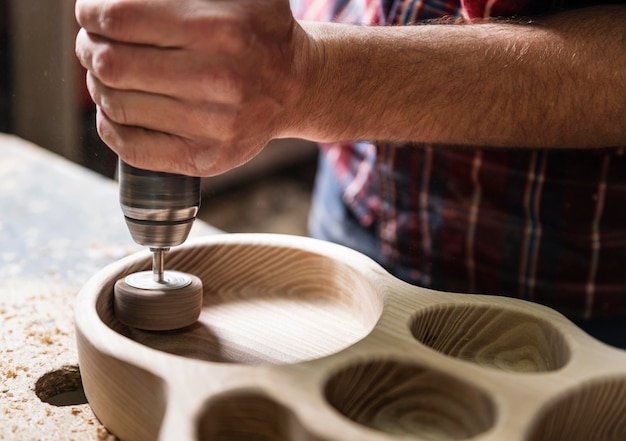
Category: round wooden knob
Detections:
[{"x1": 113, "y1": 271, "x2": 203, "y2": 331}]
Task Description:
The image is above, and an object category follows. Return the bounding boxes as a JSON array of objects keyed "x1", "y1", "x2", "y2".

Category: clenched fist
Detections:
[{"x1": 75, "y1": 0, "x2": 317, "y2": 176}]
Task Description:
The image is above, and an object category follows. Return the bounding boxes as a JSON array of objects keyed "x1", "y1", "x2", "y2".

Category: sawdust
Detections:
[
  {"x1": 0, "y1": 280, "x2": 116, "y2": 440},
  {"x1": 97, "y1": 426, "x2": 118, "y2": 441}
]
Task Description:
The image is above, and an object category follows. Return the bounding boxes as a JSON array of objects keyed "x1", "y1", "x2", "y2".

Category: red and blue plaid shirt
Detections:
[{"x1": 293, "y1": 0, "x2": 626, "y2": 320}]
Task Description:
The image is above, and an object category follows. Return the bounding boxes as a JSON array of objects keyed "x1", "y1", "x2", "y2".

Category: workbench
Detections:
[
  {"x1": 2, "y1": 133, "x2": 625, "y2": 441},
  {"x1": 0, "y1": 133, "x2": 219, "y2": 440}
]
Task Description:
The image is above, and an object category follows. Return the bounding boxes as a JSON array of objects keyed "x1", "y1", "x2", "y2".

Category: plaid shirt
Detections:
[{"x1": 293, "y1": 0, "x2": 626, "y2": 320}]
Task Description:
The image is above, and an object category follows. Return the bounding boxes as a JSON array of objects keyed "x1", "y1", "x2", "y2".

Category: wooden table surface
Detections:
[{"x1": 0, "y1": 133, "x2": 219, "y2": 440}]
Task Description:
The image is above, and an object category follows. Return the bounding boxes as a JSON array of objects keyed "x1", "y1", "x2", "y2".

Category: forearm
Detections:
[
  {"x1": 74, "y1": 0, "x2": 625, "y2": 176},
  {"x1": 287, "y1": 6, "x2": 626, "y2": 148}
]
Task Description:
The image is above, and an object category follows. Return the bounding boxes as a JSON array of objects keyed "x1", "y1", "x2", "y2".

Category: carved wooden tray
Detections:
[{"x1": 75, "y1": 234, "x2": 626, "y2": 441}]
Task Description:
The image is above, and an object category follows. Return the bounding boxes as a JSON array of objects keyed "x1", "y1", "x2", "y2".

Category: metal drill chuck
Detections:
[{"x1": 119, "y1": 160, "x2": 201, "y2": 249}]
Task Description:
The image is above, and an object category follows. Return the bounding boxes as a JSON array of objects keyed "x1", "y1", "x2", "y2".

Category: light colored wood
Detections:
[
  {"x1": 75, "y1": 233, "x2": 626, "y2": 441},
  {"x1": 0, "y1": 133, "x2": 221, "y2": 440}
]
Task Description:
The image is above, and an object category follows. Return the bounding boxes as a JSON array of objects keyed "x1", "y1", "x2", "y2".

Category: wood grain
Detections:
[
  {"x1": 527, "y1": 376, "x2": 626, "y2": 441},
  {"x1": 75, "y1": 233, "x2": 626, "y2": 441},
  {"x1": 324, "y1": 360, "x2": 494, "y2": 440},
  {"x1": 410, "y1": 304, "x2": 570, "y2": 373},
  {"x1": 196, "y1": 391, "x2": 306, "y2": 441}
]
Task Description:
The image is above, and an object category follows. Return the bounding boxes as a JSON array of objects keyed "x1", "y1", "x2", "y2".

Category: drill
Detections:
[{"x1": 113, "y1": 159, "x2": 204, "y2": 331}]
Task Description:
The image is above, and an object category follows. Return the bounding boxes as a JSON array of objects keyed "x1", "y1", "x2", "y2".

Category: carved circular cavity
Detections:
[
  {"x1": 125, "y1": 270, "x2": 192, "y2": 290},
  {"x1": 34, "y1": 365, "x2": 88, "y2": 406},
  {"x1": 528, "y1": 376, "x2": 626, "y2": 441},
  {"x1": 410, "y1": 304, "x2": 570, "y2": 373},
  {"x1": 196, "y1": 392, "x2": 303, "y2": 440},
  {"x1": 324, "y1": 360, "x2": 495, "y2": 440},
  {"x1": 99, "y1": 239, "x2": 384, "y2": 365}
]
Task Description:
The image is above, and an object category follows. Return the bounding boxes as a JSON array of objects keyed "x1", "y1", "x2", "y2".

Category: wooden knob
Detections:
[{"x1": 113, "y1": 271, "x2": 203, "y2": 331}]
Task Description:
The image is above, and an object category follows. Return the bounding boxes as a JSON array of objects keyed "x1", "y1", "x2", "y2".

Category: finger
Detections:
[
  {"x1": 77, "y1": 29, "x2": 185, "y2": 93},
  {"x1": 95, "y1": 106, "x2": 222, "y2": 176},
  {"x1": 96, "y1": 105, "x2": 265, "y2": 177},
  {"x1": 87, "y1": 72, "x2": 238, "y2": 141},
  {"x1": 76, "y1": 0, "x2": 250, "y2": 49},
  {"x1": 76, "y1": 0, "x2": 189, "y2": 46},
  {"x1": 77, "y1": 29, "x2": 248, "y2": 103}
]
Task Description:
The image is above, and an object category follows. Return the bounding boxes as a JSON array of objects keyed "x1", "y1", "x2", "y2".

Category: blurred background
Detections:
[{"x1": 0, "y1": 0, "x2": 318, "y2": 236}]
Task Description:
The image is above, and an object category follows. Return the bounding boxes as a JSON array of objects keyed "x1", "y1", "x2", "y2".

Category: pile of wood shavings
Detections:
[{"x1": 0, "y1": 279, "x2": 117, "y2": 440}]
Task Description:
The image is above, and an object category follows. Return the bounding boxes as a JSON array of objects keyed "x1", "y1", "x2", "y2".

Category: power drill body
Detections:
[{"x1": 118, "y1": 160, "x2": 201, "y2": 281}]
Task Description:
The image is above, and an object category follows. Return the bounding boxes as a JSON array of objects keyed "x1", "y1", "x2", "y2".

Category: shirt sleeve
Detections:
[{"x1": 461, "y1": 0, "x2": 625, "y2": 19}]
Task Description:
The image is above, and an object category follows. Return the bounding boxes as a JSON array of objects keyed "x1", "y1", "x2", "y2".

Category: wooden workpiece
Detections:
[
  {"x1": 0, "y1": 134, "x2": 219, "y2": 440},
  {"x1": 3, "y1": 133, "x2": 626, "y2": 440},
  {"x1": 76, "y1": 233, "x2": 626, "y2": 441}
]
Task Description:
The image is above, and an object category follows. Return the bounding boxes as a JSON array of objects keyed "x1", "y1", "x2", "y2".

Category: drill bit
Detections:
[{"x1": 151, "y1": 247, "x2": 168, "y2": 283}]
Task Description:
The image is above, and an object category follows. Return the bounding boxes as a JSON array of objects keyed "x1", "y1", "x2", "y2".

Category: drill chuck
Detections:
[{"x1": 119, "y1": 160, "x2": 201, "y2": 249}]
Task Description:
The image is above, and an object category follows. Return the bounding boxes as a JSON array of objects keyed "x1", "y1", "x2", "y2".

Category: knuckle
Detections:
[
  {"x1": 121, "y1": 150, "x2": 142, "y2": 170},
  {"x1": 95, "y1": 111, "x2": 117, "y2": 149},
  {"x1": 96, "y1": 105, "x2": 131, "y2": 155},
  {"x1": 91, "y1": 44, "x2": 122, "y2": 86},
  {"x1": 85, "y1": 72, "x2": 99, "y2": 104},
  {"x1": 97, "y1": 0, "x2": 132, "y2": 36},
  {"x1": 102, "y1": 97, "x2": 128, "y2": 125},
  {"x1": 111, "y1": 136, "x2": 139, "y2": 168},
  {"x1": 92, "y1": 83, "x2": 128, "y2": 125},
  {"x1": 77, "y1": 0, "x2": 132, "y2": 36},
  {"x1": 75, "y1": 0, "x2": 94, "y2": 28},
  {"x1": 74, "y1": 29, "x2": 89, "y2": 66}
]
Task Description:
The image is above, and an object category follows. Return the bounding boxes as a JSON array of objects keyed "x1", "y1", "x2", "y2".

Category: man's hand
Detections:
[
  {"x1": 77, "y1": 1, "x2": 626, "y2": 177},
  {"x1": 75, "y1": 0, "x2": 314, "y2": 176}
]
